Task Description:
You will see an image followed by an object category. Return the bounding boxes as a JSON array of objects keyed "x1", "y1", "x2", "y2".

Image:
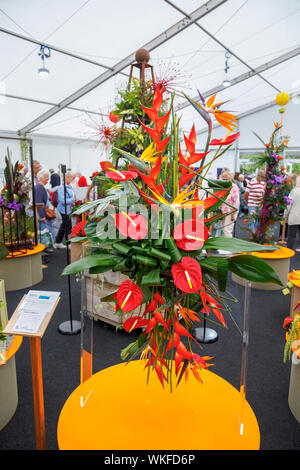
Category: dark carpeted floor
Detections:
[{"x1": 1, "y1": 218, "x2": 300, "y2": 450}]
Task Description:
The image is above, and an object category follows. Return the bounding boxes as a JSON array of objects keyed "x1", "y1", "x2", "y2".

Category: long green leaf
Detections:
[
  {"x1": 204, "y1": 236, "x2": 278, "y2": 254},
  {"x1": 62, "y1": 254, "x2": 123, "y2": 276},
  {"x1": 228, "y1": 254, "x2": 282, "y2": 285},
  {"x1": 112, "y1": 147, "x2": 149, "y2": 173}
]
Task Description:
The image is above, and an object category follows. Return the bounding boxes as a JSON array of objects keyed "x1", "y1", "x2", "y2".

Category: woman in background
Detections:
[
  {"x1": 35, "y1": 170, "x2": 55, "y2": 250},
  {"x1": 220, "y1": 170, "x2": 240, "y2": 237}
]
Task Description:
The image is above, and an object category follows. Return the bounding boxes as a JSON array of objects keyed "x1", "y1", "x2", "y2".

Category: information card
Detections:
[{"x1": 12, "y1": 290, "x2": 60, "y2": 334}]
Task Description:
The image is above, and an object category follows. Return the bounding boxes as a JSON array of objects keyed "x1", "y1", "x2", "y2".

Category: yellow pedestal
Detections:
[
  {"x1": 0, "y1": 244, "x2": 44, "y2": 291},
  {"x1": 57, "y1": 361, "x2": 260, "y2": 450},
  {"x1": 0, "y1": 336, "x2": 22, "y2": 430},
  {"x1": 232, "y1": 246, "x2": 295, "y2": 290},
  {"x1": 287, "y1": 271, "x2": 300, "y2": 315}
]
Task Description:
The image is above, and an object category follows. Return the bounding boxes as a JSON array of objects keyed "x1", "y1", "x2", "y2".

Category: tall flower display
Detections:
[
  {"x1": 63, "y1": 85, "x2": 281, "y2": 390},
  {"x1": 246, "y1": 123, "x2": 290, "y2": 243}
]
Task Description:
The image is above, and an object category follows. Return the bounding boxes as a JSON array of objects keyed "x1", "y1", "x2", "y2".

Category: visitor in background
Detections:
[
  {"x1": 33, "y1": 160, "x2": 41, "y2": 184},
  {"x1": 286, "y1": 176, "x2": 300, "y2": 252},
  {"x1": 244, "y1": 169, "x2": 266, "y2": 233},
  {"x1": 235, "y1": 173, "x2": 247, "y2": 216},
  {"x1": 54, "y1": 172, "x2": 75, "y2": 249},
  {"x1": 49, "y1": 168, "x2": 61, "y2": 188},
  {"x1": 35, "y1": 170, "x2": 55, "y2": 251},
  {"x1": 220, "y1": 167, "x2": 230, "y2": 180},
  {"x1": 74, "y1": 175, "x2": 89, "y2": 202},
  {"x1": 220, "y1": 170, "x2": 240, "y2": 237}
]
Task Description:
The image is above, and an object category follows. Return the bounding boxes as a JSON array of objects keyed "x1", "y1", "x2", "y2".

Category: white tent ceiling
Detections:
[{"x1": 0, "y1": 0, "x2": 299, "y2": 139}]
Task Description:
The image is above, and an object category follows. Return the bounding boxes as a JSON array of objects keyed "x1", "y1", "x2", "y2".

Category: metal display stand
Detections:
[{"x1": 58, "y1": 164, "x2": 80, "y2": 336}]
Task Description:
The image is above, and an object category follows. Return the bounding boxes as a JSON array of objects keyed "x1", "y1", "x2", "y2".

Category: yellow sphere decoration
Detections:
[{"x1": 276, "y1": 92, "x2": 290, "y2": 106}]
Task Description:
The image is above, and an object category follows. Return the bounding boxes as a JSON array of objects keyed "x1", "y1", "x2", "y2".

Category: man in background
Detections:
[
  {"x1": 33, "y1": 160, "x2": 41, "y2": 184},
  {"x1": 49, "y1": 168, "x2": 61, "y2": 188},
  {"x1": 245, "y1": 169, "x2": 266, "y2": 233}
]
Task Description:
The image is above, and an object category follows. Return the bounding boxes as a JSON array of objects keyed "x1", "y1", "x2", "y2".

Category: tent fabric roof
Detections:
[{"x1": 0, "y1": 0, "x2": 299, "y2": 139}]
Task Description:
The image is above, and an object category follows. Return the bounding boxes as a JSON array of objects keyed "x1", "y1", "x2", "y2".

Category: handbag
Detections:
[
  {"x1": 45, "y1": 207, "x2": 56, "y2": 220},
  {"x1": 38, "y1": 227, "x2": 54, "y2": 248}
]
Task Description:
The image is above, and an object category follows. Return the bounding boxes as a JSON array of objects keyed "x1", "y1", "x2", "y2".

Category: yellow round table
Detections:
[{"x1": 57, "y1": 361, "x2": 260, "y2": 450}]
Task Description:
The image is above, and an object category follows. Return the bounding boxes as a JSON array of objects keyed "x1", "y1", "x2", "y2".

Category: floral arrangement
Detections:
[
  {"x1": 245, "y1": 123, "x2": 290, "y2": 243},
  {"x1": 63, "y1": 85, "x2": 281, "y2": 390},
  {"x1": 0, "y1": 147, "x2": 29, "y2": 211},
  {"x1": 283, "y1": 305, "x2": 300, "y2": 363}
]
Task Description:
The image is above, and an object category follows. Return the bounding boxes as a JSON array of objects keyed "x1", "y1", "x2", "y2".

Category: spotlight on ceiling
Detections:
[
  {"x1": 222, "y1": 51, "x2": 232, "y2": 88},
  {"x1": 222, "y1": 78, "x2": 231, "y2": 87},
  {"x1": 38, "y1": 67, "x2": 50, "y2": 77},
  {"x1": 38, "y1": 45, "x2": 51, "y2": 78}
]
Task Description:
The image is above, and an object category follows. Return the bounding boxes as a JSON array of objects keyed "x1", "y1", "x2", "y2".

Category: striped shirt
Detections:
[{"x1": 245, "y1": 177, "x2": 265, "y2": 207}]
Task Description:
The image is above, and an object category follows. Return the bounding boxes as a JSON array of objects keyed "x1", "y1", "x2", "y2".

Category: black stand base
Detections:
[
  {"x1": 193, "y1": 327, "x2": 218, "y2": 344},
  {"x1": 58, "y1": 320, "x2": 81, "y2": 335}
]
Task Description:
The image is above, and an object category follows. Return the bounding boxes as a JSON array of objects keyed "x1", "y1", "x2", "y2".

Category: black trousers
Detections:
[
  {"x1": 287, "y1": 224, "x2": 300, "y2": 249},
  {"x1": 55, "y1": 213, "x2": 72, "y2": 243}
]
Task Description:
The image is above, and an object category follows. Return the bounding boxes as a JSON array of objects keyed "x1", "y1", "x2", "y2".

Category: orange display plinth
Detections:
[
  {"x1": 0, "y1": 244, "x2": 45, "y2": 291},
  {"x1": 57, "y1": 361, "x2": 260, "y2": 450}
]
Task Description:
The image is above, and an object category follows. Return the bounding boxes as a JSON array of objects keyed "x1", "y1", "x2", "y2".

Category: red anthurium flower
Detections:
[
  {"x1": 105, "y1": 170, "x2": 138, "y2": 181},
  {"x1": 123, "y1": 316, "x2": 149, "y2": 332},
  {"x1": 100, "y1": 161, "x2": 114, "y2": 171},
  {"x1": 172, "y1": 257, "x2": 202, "y2": 293},
  {"x1": 173, "y1": 219, "x2": 208, "y2": 251},
  {"x1": 210, "y1": 132, "x2": 240, "y2": 146},
  {"x1": 117, "y1": 280, "x2": 143, "y2": 313},
  {"x1": 115, "y1": 212, "x2": 148, "y2": 240}
]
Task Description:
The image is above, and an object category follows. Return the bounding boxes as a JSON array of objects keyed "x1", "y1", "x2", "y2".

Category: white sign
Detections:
[{"x1": 12, "y1": 290, "x2": 60, "y2": 334}]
